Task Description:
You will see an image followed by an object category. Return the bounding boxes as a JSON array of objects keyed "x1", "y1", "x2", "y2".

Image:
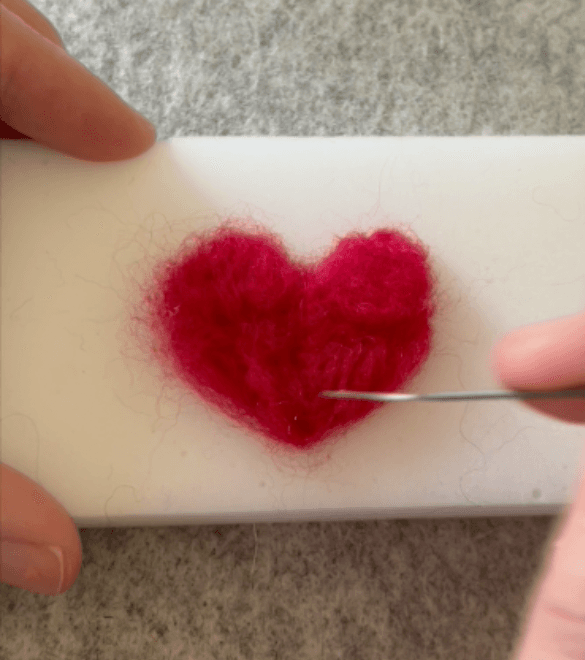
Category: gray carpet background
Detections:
[{"x1": 1, "y1": 0, "x2": 584, "y2": 658}]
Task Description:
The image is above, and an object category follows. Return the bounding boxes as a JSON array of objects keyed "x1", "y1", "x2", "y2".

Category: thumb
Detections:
[
  {"x1": 492, "y1": 309, "x2": 585, "y2": 424},
  {"x1": 0, "y1": 464, "x2": 82, "y2": 595},
  {"x1": 512, "y1": 445, "x2": 585, "y2": 659}
]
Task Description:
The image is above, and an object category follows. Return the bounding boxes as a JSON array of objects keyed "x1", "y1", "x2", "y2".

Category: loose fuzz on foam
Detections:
[{"x1": 145, "y1": 221, "x2": 436, "y2": 449}]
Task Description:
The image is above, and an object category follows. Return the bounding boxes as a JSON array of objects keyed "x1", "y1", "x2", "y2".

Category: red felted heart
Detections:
[{"x1": 146, "y1": 222, "x2": 435, "y2": 449}]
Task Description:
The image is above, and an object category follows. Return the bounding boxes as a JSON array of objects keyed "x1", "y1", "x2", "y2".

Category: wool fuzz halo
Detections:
[{"x1": 144, "y1": 221, "x2": 436, "y2": 449}]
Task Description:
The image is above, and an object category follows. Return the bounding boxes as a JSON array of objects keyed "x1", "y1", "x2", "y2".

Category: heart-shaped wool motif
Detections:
[{"x1": 147, "y1": 222, "x2": 435, "y2": 449}]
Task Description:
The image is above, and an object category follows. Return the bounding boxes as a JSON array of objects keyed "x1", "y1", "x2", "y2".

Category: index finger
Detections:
[
  {"x1": 1, "y1": 0, "x2": 66, "y2": 49},
  {"x1": 0, "y1": 4, "x2": 156, "y2": 162}
]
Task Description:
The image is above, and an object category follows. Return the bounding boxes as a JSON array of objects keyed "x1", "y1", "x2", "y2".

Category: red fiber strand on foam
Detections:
[{"x1": 147, "y1": 222, "x2": 435, "y2": 449}]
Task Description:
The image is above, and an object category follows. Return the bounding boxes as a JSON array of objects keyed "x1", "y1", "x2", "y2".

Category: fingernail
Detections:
[{"x1": 1, "y1": 540, "x2": 64, "y2": 595}]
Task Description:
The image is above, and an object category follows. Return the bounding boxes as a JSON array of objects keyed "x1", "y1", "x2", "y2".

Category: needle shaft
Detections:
[{"x1": 319, "y1": 389, "x2": 585, "y2": 403}]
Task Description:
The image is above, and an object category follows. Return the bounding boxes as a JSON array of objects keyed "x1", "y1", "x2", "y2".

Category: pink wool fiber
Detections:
[{"x1": 146, "y1": 221, "x2": 435, "y2": 449}]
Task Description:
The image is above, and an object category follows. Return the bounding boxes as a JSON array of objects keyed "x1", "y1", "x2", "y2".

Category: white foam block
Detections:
[{"x1": 2, "y1": 137, "x2": 584, "y2": 526}]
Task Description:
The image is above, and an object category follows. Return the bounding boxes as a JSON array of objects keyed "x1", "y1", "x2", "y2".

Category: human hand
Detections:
[
  {"x1": 0, "y1": 0, "x2": 156, "y2": 161},
  {"x1": 0, "y1": 0, "x2": 156, "y2": 596},
  {"x1": 493, "y1": 309, "x2": 585, "y2": 658}
]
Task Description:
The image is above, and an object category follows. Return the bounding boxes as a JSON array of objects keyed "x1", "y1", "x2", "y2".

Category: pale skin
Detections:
[{"x1": 0, "y1": 2, "x2": 583, "y2": 656}]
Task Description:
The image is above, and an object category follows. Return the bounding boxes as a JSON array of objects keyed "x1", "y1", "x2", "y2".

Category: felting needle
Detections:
[{"x1": 319, "y1": 388, "x2": 585, "y2": 403}]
